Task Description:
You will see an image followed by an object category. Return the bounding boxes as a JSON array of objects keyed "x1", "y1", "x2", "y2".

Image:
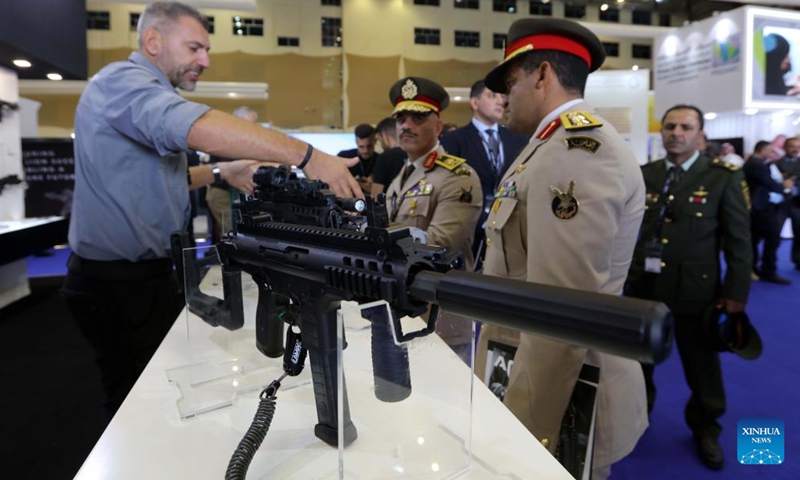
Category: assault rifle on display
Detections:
[{"x1": 177, "y1": 166, "x2": 673, "y2": 449}]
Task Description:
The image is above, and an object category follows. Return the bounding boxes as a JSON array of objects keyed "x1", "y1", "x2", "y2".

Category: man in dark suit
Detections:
[
  {"x1": 777, "y1": 136, "x2": 800, "y2": 269},
  {"x1": 626, "y1": 104, "x2": 752, "y2": 471},
  {"x1": 440, "y1": 80, "x2": 527, "y2": 268},
  {"x1": 744, "y1": 140, "x2": 794, "y2": 284}
]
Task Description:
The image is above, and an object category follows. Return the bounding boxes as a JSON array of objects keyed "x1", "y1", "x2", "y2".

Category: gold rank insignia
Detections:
[
  {"x1": 565, "y1": 135, "x2": 602, "y2": 154},
  {"x1": 550, "y1": 180, "x2": 579, "y2": 220},
  {"x1": 711, "y1": 158, "x2": 740, "y2": 171},
  {"x1": 401, "y1": 79, "x2": 418, "y2": 99},
  {"x1": 560, "y1": 111, "x2": 603, "y2": 131},
  {"x1": 740, "y1": 180, "x2": 751, "y2": 210},
  {"x1": 434, "y1": 153, "x2": 467, "y2": 171},
  {"x1": 514, "y1": 164, "x2": 527, "y2": 175},
  {"x1": 454, "y1": 166, "x2": 472, "y2": 176}
]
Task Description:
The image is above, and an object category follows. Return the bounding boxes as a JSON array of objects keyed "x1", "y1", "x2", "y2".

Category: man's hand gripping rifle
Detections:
[{"x1": 177, "y1": 166, "x2": 674, "y2": 450}]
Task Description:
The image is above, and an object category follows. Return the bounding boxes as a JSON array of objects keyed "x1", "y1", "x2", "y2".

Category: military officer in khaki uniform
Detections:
[
  {"x1": 385, "y1": 77, "x2": 482, "y2": 356},
  {"x1": 385, "y1": 77, "x2": 482, "y2": 270},
  {"x1": 626, "y1": 105, "x2": 752, "y2": 471},
  {"x1": 476, "y1": 19, "x2": 648, "y2": 479}
]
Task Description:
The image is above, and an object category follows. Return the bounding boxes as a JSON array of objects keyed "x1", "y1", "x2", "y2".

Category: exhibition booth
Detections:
[{"x1": 653, "y1": 6, "x2": 800, "y2": 155}]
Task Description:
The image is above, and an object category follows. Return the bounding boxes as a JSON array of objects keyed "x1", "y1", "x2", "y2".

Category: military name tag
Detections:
[{"x1": 564, "y1": 135, "x2": 602, "y2": 154}]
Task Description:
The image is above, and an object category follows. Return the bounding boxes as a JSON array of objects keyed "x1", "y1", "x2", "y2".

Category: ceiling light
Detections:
[
  {"x1": 47, "y1": 73, "x2": 63, "y2": 81},
  {"x1": 745, "y1": 108, "x2": 758, "y2": 115},
  {"x1": 600, "y1": 4, "x2": 609, "y2": 11},
  {"x1": 13, "y1": 59, "x2": 31, "y2": 68},
  {"x1": 704, "y1": 112, "x2": 717, "y2": 120},
  {"x1": 632, "y1": 65, "x2": 639, "y2": 71}
]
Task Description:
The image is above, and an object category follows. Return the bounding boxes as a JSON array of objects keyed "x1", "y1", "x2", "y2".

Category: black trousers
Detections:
[
  {"x1": 751, "y1": 205, "x2": 782, "y2": 276},
  {"x1": 61, "y1": 254, "x2": 184, "y2": 414},
  {"x1": 777, "y1": 201, "x2": 800, "y2": 266},
  {"x1": 641, "y1": 311, "x2": 725, "y2": 438}
]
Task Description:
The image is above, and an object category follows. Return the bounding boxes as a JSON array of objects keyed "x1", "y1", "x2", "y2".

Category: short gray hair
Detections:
[
  {"x1": 137, "y1": 2, "x2": 209, "y2": 49},
  {"x1": 232, "y1": 106, "x2": 258, "y2": 121}
]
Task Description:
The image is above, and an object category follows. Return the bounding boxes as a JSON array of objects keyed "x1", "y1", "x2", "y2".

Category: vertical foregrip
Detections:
[{"x1": 305, "y1": 305, "x2": 357, "y2": 447}]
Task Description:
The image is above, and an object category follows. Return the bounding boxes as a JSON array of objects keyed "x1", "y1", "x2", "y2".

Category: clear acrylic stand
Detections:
[
  {"x1": 167, "y1": 244, "x2": 311, "y2": 420},
  {"x1": 337, "y1": 300, "x2": 475, "y2": 479}
]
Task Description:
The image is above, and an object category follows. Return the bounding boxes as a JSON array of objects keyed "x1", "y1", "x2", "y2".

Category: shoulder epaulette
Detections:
[
  {"x1": 434, "y1": 153, "x2": 466, "y2": 171},
  {"x1": 559, "y1": 111, "x2": 603, "y2": 131},
  {"x1": 711, "y1": 157, "x2": 740, "y2": 171}
]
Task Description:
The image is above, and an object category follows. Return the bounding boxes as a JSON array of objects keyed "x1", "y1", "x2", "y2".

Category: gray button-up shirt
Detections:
[{"x1": 69, "y1": 51, "x2": 211, "y2": 261}]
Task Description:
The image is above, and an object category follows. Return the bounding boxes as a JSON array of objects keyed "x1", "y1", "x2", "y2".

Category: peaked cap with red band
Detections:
[
  {"x1": 389, "y1": 76, "x2": 450, "y2": 116},
  {"x1": 484, "y1": 18, "x2": 606, "y2": 94}
]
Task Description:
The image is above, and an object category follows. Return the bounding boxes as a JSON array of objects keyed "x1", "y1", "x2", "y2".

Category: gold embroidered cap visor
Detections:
[
  {"x1": 389, "y1": 76, "x2": 450, "y2": 115},
  {"x1": 484, "y1": 18, "x2": 606, "y2": 94}
]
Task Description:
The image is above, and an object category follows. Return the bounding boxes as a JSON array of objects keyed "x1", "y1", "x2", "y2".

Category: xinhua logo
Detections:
[{"x1": 738, "y1": 418, "x2": 784, "y2": 465}]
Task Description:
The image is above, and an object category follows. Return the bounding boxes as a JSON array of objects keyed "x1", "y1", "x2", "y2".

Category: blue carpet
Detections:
[{"x1": 613, "y1": 241, "x2": 800, "y2": 479}]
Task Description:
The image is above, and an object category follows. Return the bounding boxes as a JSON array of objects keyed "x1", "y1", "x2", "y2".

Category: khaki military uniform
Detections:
[
  {"x1": 386, "y1": 145, "x2": 482, "y2": 351},
  {"x1": 386, "y1": 145, "x2": 482, "y2": 271},
  {"x1": 476, "y1": 101, "x2": 648, "y2": 470}
]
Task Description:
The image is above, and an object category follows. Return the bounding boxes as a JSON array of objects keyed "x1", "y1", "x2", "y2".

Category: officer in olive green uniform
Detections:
[
  {"x1": 476, "y1": 19, "x2": 648, "y2": 480},
  {"x1": 385, "y1": 77, "x2": 482, "y2": 353},
  {"x1": 626, "y1": 106, "x2": 752, "y2": 471}
]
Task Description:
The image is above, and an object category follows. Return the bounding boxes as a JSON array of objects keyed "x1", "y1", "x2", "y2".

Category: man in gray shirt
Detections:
[{"x1": 63, "y1": 1, "x2": 361, "y2": 414}]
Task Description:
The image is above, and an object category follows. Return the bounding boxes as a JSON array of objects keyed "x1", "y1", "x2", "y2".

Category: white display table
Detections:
[
  {"x1": 73, "y1": 267, "x2": 572, "y2": 479},
  {"x1": 0, "y1": 216, "x2": 66, "y2": 308}
]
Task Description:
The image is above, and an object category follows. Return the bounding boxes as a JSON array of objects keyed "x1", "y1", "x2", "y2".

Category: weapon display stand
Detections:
[
  {"x1": 337, "y1": 301, "x2": 475, "y2": 478},
  {"x1": 173, "y1": 245, "x2": 477, "y2": 478},
  {"x1": 168, "y1": 245, "x2": 311, "y2": 420}
]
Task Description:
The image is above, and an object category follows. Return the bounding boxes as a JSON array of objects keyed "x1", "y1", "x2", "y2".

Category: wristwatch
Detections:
[{"x1": 211, "y1": 162, "x2": 222, "y2": 183}]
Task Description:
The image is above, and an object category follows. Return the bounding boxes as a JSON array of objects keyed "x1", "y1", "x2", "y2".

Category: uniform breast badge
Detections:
[
  {"x1": 565, "y1": 135, "x2": 602, "y2": 154},
  {"x1": 689, "y1": 187, "x2": 708, "y2": 204},
  {"x1": 495, "y1": 180, "x2": 517, "y2": 198},
  {"x1": 459, "y1": 187, "x2": 473, "y2": 203},
  {"x1": 550, "y1": 180, "x2": 579, "y2": 220}
]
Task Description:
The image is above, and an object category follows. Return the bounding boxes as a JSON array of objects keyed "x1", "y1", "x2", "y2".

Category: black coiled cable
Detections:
[{"x1": 225, "y1": 379, "x2": 282, "y2": 480}]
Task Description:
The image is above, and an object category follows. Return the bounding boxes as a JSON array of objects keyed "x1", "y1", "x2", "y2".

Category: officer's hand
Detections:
[
  {"x1": 717, "y1": 298, "x2": 746, "y2": 313},
  {"x1": 302, "y1": 150, "x2": 364, "y2": 199},
  {"x1": 784, "y1": 178, "x2": 795, "y2": 189},
  {"x1": 220, "y1": 160, "x2": 259, "y2": 195}
]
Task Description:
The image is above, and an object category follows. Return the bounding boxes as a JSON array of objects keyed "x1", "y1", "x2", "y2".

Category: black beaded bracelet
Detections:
[{"x1": 298, "y1": 143, "x2": 314, "y2": 170}]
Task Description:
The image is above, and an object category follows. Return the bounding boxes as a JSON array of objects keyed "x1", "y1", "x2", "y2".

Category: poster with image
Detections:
[{"x1": 751, "y1": 16, "x2": 800, "y2": 103}]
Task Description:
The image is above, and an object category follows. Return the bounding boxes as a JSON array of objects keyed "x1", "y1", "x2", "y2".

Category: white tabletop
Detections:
[
  {"x1": 74, "y1": 267, "x2": 571, "y2": 480},
  {"x1": 0, "y1": 216, "x2": 63, "y2": 235}
]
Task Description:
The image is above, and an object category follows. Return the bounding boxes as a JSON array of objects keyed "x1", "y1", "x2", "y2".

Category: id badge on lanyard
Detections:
[{"x1": 644, "y1": 240, "x2": 664, "y2": 274}]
